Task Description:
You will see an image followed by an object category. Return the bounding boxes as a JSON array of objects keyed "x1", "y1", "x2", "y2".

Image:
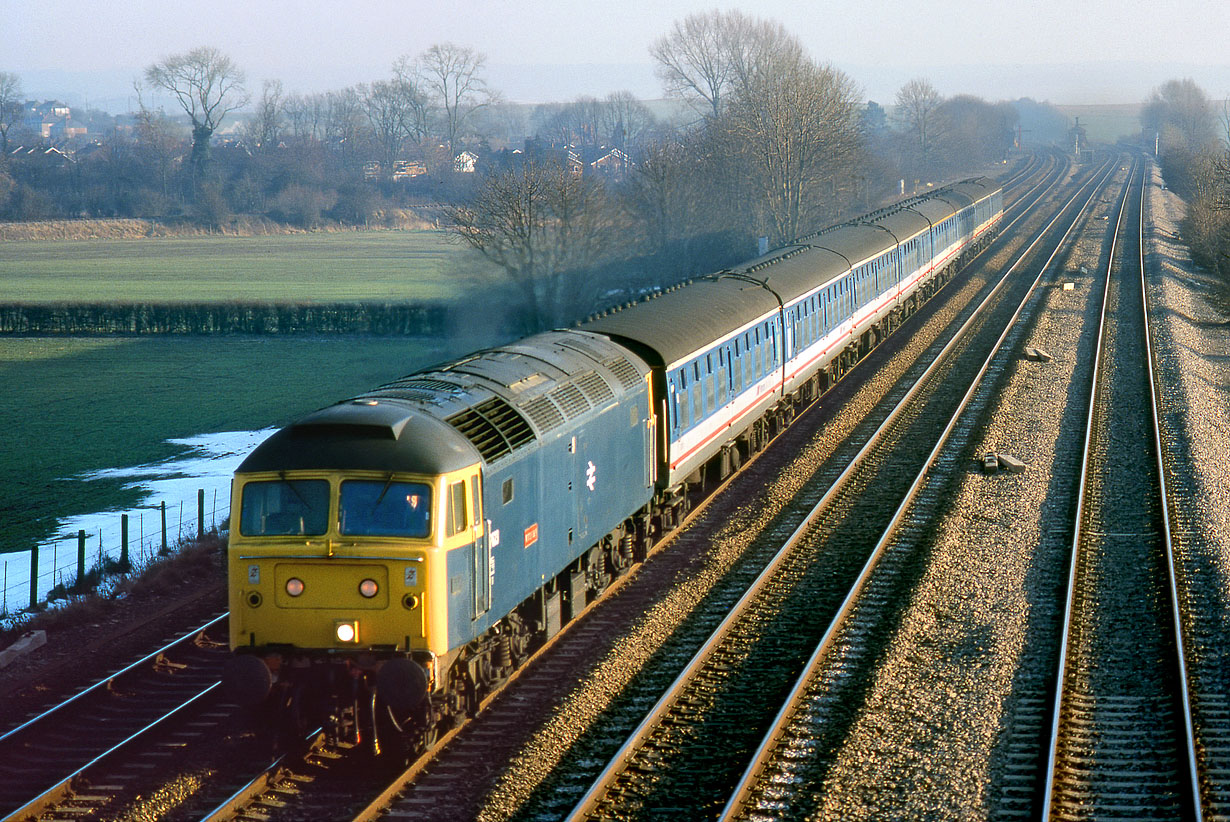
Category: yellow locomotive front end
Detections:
[
  {"x1": 222, "y1": 399, "x2": 486, "y2": 745},
  {"x1": 227, "y1": 470, "x2": 450, "y2": 657}
]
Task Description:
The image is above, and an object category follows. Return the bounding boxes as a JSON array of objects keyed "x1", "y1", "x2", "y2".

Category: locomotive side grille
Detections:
[
  {"x1": 549, "y1": 384, "x2": 591, "y2": 419},
  {"x1": 603, "y1": 356, "x2": 642, "y2": 391},
  {"x1": 519, "y1": 396, "x2": 565, "y2": 432},
  {"x1": 575, "y1": 371, "x2": 615, "y2": 406},
  {"x1": 446, "y1": 396, "x2": 535, "y2": 463}
]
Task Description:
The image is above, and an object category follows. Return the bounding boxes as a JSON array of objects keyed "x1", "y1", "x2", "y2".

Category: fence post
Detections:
[
  {"x1": 77, "y1": 529, "x2": 86, "y2": 587},
  {"x1": 29, "y1": 544, "x2": 38, "y2": 609},
  {"x1": 160, "y1": 501, "x2": 168, "y2": 556},
  {"x1": 198, "y1": 489, "x2": 205, "y2": 539},
  {"x1": 121, "y1": 514, "x2": 130, "y2": 570}
]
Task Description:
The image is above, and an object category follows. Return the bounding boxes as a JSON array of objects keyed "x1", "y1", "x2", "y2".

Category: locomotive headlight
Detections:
[
  {"x1": 335, "y1": 620, "x2": 359, "y2": 643},
  {"x1": 285, "y1": 577, "x2": 305, "y2": 597},
  {"x1": 358, "y1": 578, "x2": 379, "y2": 598}
]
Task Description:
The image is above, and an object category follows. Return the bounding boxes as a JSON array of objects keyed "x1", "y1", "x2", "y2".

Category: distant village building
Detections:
[
  {"x1": 586, "y1": 146, "x2": 632, "y2": 179},
  {"x1": 23, "y1": 100, "x2": 86, "y2": 142},
  {"x1": 453, "y1": 150, "x2": 479, "y2": 173},
  {"x1": 393, "y1": 159, "x2": 427, "y2": 180}
]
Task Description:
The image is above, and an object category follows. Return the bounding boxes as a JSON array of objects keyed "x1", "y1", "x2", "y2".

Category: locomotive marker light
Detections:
[
  {"x1": 285, "y1": 577, "x2": 305, "y2": 597},
  {"x1": 359, "y1": 578, "x2": 379, "y2": 598},
  {"x1": 335, "y1": 620, "x2": 359, "y2": 643}
]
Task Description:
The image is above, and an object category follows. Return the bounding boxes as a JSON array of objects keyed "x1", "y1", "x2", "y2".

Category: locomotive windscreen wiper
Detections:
[
  {"x1": 372, "y1": 473, "x2": 396, "y2": 511},
  {"x1": 279, "y1": 472, "x2": 313, "y2": 509}
]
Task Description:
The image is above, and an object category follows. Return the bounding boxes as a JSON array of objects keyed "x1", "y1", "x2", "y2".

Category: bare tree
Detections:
[
  {"x1": 360, "y1": 79, "x2": 423, "y2": 170},
  {"x1": 132, "y1": 80, "x2": 186, "y2": 204},
  {"x1": 144, "y1": 46, "x2": 248, "y2": 185},
  {"x1": 417, "y1": 43, "x2": 493, "y2": 153},
  {"x1": 325, "y1": 87, "x2": 366, "y2": 165},
  {"x1": 724, "y1": 54, "x2": 863, "y2": 244},
  {"x1": 625, "y1": 136, "x2": 698, "y2": 254},
  {"x1": 895, "y1": 78, "x2": 946, "y2": 171},
  {"x1": 391, "y1": 57, "x2": 431, "y2": 143},
  {"x1": 937, "y1": 95, "x2": 1016, "y2": 170},
  {"x1": 448, "y1": 159, "x2": 617, "y2": 329},
  {"x1": 244, "y1": 79, "x2": 284, "y2": 151},
  {"x1": 284, "y1": 92, "x2": 327, "y2": 143},
  {"x1": 651, "y1": 10, "x2": 805, "y2": 121},
  {"x1": 597, "y1": 91, "x2": 656, "y2": 149},
  {"x1": 724, "y1": 14, "x2": 805, "y2": 102},
  {"x1": 1143, "y1": 78, "x2": 1217, "y2": 154},
  {"x1": 0, "y1": 71, "x2": 23, "y2": 156},
  {"x1": 650, "y1": 11, "x2": 732, "y2": 118}
]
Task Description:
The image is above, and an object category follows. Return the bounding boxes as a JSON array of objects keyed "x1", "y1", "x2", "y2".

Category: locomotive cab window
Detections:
[
  {"x1": 447, "y1": 481, "x2": 468, "y2": 537},
  {"x1": 339, "y1": 479, "x2": 432, "y2": 538},
  {"x1": 240, "y1": 479, "x2": 329, "y2": 536}
]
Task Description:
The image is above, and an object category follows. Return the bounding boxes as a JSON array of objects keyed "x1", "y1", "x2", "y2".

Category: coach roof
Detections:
[{"x1": 581, "y1": 276, "x2": 781, "y2": 367}]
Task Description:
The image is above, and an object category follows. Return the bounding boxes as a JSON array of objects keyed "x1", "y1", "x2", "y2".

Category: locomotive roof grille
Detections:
[
  {"x1": 550, "y1": 383, "x2": 591, "y2": 419},
  {"x1": 575, "y1": 371, "x2": 615, "y2": 406},
  {"x1": 604, "y1": 356, "x2": 643, "y2": 390},
  {"x1": 445, "y1": 396, "x2": 535, "y2": 463},
  {"x1": 520, "y1": 395, "x2": 566, "y2": 432},
  {"x1": 385, "y1": 377, "x2": 465, "y2": 394}
]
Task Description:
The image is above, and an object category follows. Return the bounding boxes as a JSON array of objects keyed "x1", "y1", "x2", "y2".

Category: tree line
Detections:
[
  {"x1": 1143, "y1": 78, "x2": 1230, "y2": 278},
  {"x1": 0, "y1": 12, "x2": 1038, "y2": 330}
]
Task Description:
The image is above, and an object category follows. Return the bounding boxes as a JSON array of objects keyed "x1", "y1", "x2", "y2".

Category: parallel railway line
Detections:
[
  {"x1": 558, "y1": 155, "x2": 1117, "y2": 821},
  {"x1": 1042, "y1": 158, "x2": 1201, "y2": 818},
  {"x1": 0, "y1": 615, "x2": 230, "y2": 821}
]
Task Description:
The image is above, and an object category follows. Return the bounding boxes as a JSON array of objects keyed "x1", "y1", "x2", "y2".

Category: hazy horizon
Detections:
[{"x1": 6, "y1": 0, "x2": 1230, "y2": 113}]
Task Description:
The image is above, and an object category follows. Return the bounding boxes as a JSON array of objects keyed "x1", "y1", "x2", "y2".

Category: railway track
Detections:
[
  {"x1": 1042, "y1": 158, "x2": 1200, "y2": 818},
  {"x1": 0, "y1": 615, "x2": 230, "y2": 821},
  {"x1": 1147, "y1": 166, "x2": 1230, "y2": 820},
  {"x1": 556, "y1": 155, "x2": 1117, "y2": 821}
]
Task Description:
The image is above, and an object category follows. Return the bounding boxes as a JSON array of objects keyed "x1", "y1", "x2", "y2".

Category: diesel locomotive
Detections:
[{"x1": 223, "y1": 178, "x2": 1003, "y2": 752}]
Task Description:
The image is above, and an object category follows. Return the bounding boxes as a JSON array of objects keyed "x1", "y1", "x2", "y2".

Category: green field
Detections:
[
  {"x1": 0, "y1": 230, "x2": 497, "y2": 303},
  {"x1": 0, "y1": 334, "x2": 492, "y2": 556},
  {"x1": 0, "y1": 227, "x2": 514, "y2": 556}
]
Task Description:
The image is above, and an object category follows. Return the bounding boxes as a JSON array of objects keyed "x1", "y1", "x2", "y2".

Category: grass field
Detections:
[
  {"x1": 0, "y1": 228, "x2": 515, "y2": 557},
  {"x1": 0, "y1": 230, "x2": 498, "y2": 303},
  {"x1": 0, "y1": 334, "x2": 488, "y2": 556}
]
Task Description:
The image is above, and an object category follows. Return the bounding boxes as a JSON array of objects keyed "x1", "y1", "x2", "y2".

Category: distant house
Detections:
[
  {"x1": 587, "y1": 147, "x2": 632, "y2": 179},
  {"x1": 393, "y1": 159, "x2": 427, "y2": 180},
  {"x1": 453, "y1": 150, "x2": 479, "y2": 173},
  {"x1": 363, "y1": 161, "x2": 381, "y2": 181},
  {"x1": 24, "y1": 100, "x2": 85, "y2": 142}
]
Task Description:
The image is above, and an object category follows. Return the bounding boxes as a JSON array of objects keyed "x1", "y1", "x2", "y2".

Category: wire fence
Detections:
[{"x1": 1, "y1": 488, "x2": 227, "y2": 618}]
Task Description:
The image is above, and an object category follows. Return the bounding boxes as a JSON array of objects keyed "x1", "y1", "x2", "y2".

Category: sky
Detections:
[{"x1": 5, "y1": 0, "x2": 1230, "y2": 111}]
